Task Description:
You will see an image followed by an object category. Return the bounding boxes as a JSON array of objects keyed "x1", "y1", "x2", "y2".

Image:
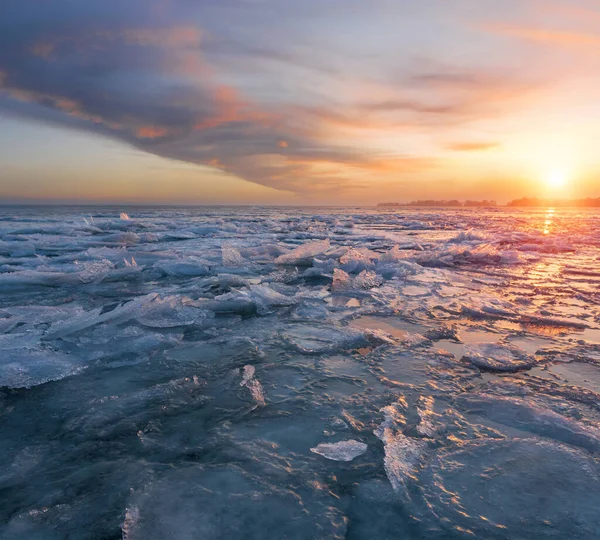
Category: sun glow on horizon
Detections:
[{"x1": 545, "y1": 170, "x2": 569, "y2": 190}]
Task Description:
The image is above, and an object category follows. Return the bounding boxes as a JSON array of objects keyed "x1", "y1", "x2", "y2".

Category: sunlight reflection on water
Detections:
[{"x1": 542, "y1": 207, "x2": 554, "y2": 235}]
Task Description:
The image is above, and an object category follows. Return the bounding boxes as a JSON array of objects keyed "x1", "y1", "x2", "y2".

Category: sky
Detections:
[{"x1": 1, "y1": 0, "x2": 600, "y2": 205}]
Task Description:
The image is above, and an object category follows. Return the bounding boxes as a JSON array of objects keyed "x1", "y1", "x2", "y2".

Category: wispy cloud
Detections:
[
  {"x1": 1, "y1": 0, "x2": 595, "y2": 198},
  {"x1": 447, "y1": 142, "x2": 501, "y2": 152},
  {"x1": 484, "y1": 24, "x2": 600, "y2": 48}
]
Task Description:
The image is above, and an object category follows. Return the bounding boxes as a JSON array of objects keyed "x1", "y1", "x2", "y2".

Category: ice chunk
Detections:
[
  {"x1": 340, "y1": 247, "x2": 374, "y2": 274},
  {"x1": 240, "y1": 364, "x2": 256, "y2": 385},
  {"x1": 417, "y1": 242, "x2": 525, "y2": 268},
  {"x1": 447, "y1": 229, "x2": 488, "y2": 243},
  {"x1": 282, "y1": 324, "x2": 372, "y2": 354},
  {"x1": 310, "y1": 440, "x2": 367, "y2": 461},
  {"x1": 221, "y1": 244, "x2": 245, "y2": 266},
  {"x1": 7, "y1": 241, "x2": 36, "y2": 258},
  {"x1": 462, "y1": 343, "x2": 535, "y2": 372},
  {"x1": 375, "y1": 427, "x2": 427, "y2": 500},
  {"x1": 332, "y1": 268, "x2": 352, "y2": 291},
  {"x1": 0, "y1": 270, "x2": 79, "y2": 290},
  {"x1": 240, "y1": 364, "x2": 265, "y2": 406},
  {"x1": 197, "y1": 274, "x2": 249, "y2": 293},
  {"x1": 372, "y1": 400, "x2": 427, "y2": 499},
  {"x1": 121, "y1": 506, "x2": 140, "y2": 540},
  {"x1": 102, "y1": 264, "x2": 144, "y2": 282},
  {"x1": 0, "y1": 331, "x2": 41, "y2": 350},
  {"x1": 275, "y1": 239, "x2": 330, "y2": 266},
  {"x1": 249, "y1": 284, "x2": 296, "y2": 314},
  {"x1": 303, "y1": 258, "x2": 336, "y2": 278},
  {"x1": 136, "y1": 296, "x2": 211, "y2": 328},
  {"x1": 203, "y1": 291, "x2": 257, "y2": 315},
  {"x1": 416, "y1": 395, "x2": 442, "y2": 438},
  {"x1": 77, "y1": 259, "x2": 114, "y2": 283},
  {"x1": 354, "y1": 270, "x2": 381, "y2": 289},
  {"x1": 154, "y1": 258, "x2": 211, "y2": 277},
  {"x1": 379, "y1": 245, "x2": 405, "y2": 263},
  {"x1": 84, "y1": 246, "x2": 127, "y2": 262},
  {"x1": 102, "y1": 232, "x2": 140, "y2": 244}
]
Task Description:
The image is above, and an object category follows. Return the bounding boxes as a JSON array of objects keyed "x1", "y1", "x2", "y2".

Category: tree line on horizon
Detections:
[
  {"x1": 378, "y1": 197, "x2": 600, "y2": 208},
  {"x1": 506, "y1": 197, "x2": 600, "y2": 207}
]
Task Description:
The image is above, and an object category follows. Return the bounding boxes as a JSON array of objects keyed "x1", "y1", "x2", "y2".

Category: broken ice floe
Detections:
[
  {"x1": 455, "y1": 393, "x2": 600, "y2": 454},
  {"x1": 310, "y1": 440, "x2": 367, "y2": 461},
  {"x1": 418, "y1": 438, "x2": 600, "y2": 538}
]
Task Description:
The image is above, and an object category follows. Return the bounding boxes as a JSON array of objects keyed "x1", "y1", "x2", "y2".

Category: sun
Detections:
[{"x1": 545, "y1": 170, "x2": 568, "y2": 190}]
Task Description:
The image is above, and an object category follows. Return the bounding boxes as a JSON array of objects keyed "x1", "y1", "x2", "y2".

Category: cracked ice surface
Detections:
[{"x1": 1, "y1": 206, "x2": 600, "y2": 539}]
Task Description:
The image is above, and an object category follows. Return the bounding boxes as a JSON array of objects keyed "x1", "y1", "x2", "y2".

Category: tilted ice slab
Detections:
[
  {"x1": 376, "y1": 428, "x2": 427, "y2": 501},
  {"x1": 248, "y1": 284, "x2": 297, "y2": 314},
  {"x1": 275, "y1": 239, "x2": 330, "y2": 266},
  {"x1": 310, "y1": 440, "x2": 367, "y2": 461},
  {"x1": 373, "y1": 401, "x2": 428, "y2": 501},
  {"x1": 201, "y1": 285, "x2": 296, "y2": 316},
  {"x1": 44, "y1": 294, "x2": 159, "y2": 339},
  {"x1": 0, "y1": 269, "x2": 82, "y2": 290},
  {"x1": 0, "y1": 304, "x2": 86, "y2": 333},
  {"x1": 0, "y1": 258, "x2": 139, "y2": 289}
]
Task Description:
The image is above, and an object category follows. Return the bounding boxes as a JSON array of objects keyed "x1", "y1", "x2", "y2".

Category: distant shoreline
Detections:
[
  {"x1": 377, "y1": 200, "x2": 496, "y2": 208},
  {"x1": 0, "y1": 198, "x2": 599, "y2": 209},
  {"x1": 378, "y1": 197, "x2": 600, "y2": 208}
]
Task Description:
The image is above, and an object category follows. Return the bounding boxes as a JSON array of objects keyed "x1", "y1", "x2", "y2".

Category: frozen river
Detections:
[{"x1": 1, "y1": 206, "x2": 599, "y2": 539}]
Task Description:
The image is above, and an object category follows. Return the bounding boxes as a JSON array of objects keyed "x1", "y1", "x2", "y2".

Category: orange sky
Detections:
[{"x1": 1, "y1": 0, "x2": 600, "y2": 204}]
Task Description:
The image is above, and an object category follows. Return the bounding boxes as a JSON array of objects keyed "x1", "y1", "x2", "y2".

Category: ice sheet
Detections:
[{"x1": 2, "y1": 206, "x2": 600, "y2": 540}]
